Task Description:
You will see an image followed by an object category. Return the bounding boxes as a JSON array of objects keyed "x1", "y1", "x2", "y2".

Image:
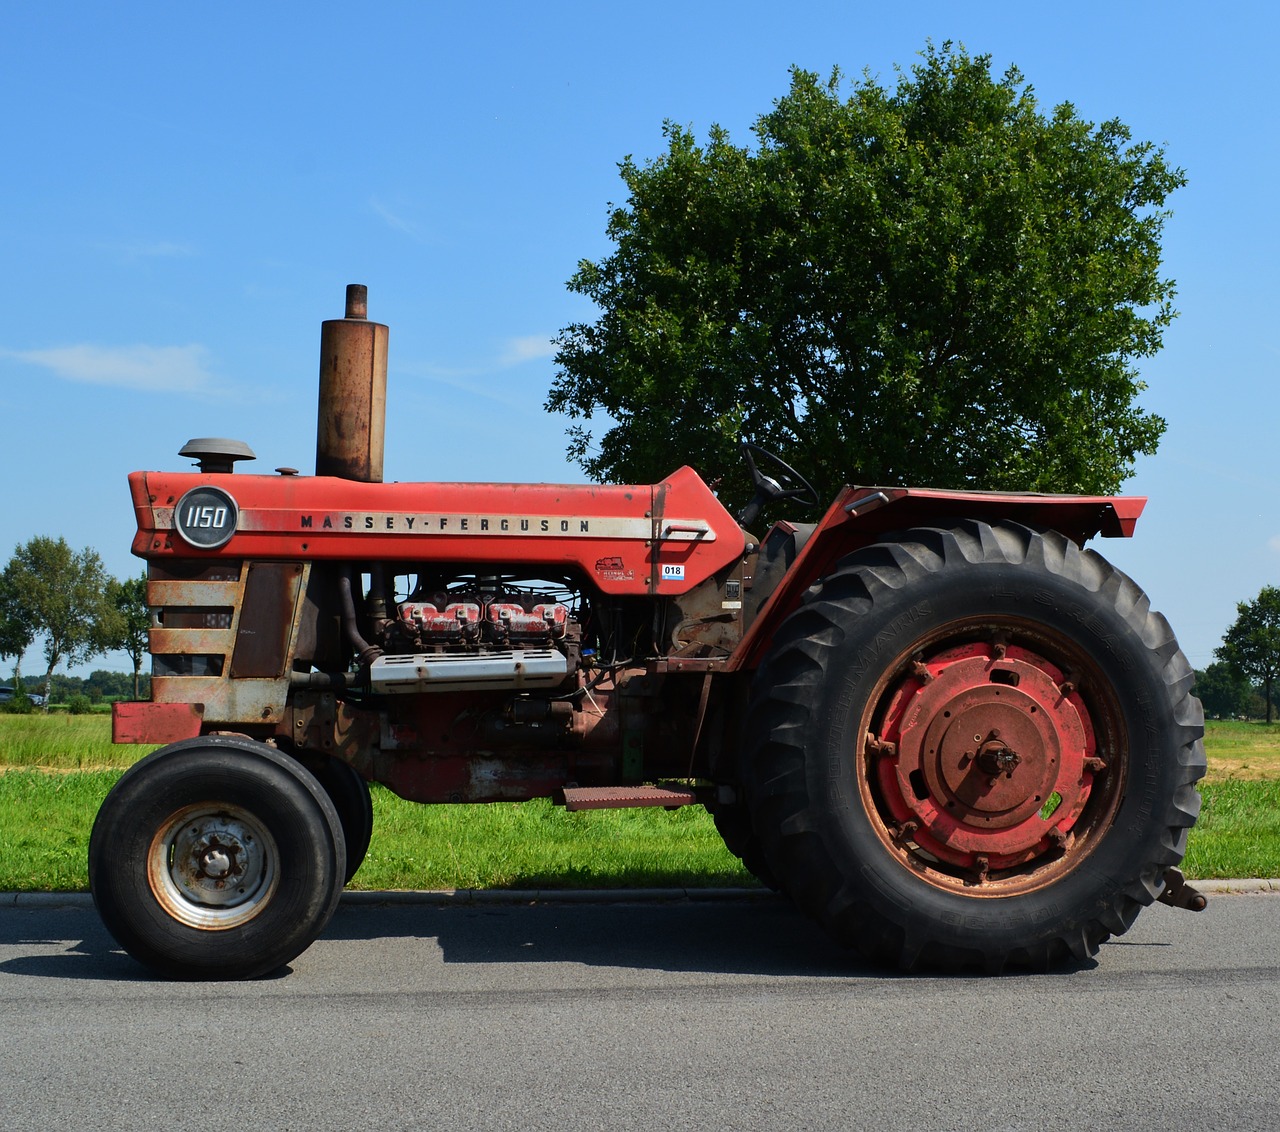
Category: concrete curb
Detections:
[
  {"x1": 340, "y1": 887, "x2": 783, "y2": 906},
  {"x1": 0, "y1": 887, "x2": 782, "y2": 910},
  {"x1": 1191, "y1": 878, "x2": 1280, "y2": 895},
  {"x1": 4, "y1": 879, "x2": 1277, "y2": 910}
]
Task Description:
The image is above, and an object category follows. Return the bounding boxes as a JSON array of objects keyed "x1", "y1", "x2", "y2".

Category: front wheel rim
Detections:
[
  {"x1": 859, "y1": 622, "x2": 1127, "y2": 896},
  {"x1": 146, "y1": 803, "x2": 280, "y2": 930}
]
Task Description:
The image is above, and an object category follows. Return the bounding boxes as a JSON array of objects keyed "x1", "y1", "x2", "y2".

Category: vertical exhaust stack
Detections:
[{"x1": 316, "y1": 283, "x2": 389, "y2": 482}]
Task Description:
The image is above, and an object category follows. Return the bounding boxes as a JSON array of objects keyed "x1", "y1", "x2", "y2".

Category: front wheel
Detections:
[
  {"x1": 89, "y1": 736, "x2": 347, "y2": 979},
  {"x1": 744, "y1": 521, "x2": 1205, "y2": 972}
]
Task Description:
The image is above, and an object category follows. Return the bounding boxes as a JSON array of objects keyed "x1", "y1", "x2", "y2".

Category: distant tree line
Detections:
[
  {"x1": 0, "y1": 536, "x2": 149, "y2": 713},
  {"x1": 1194, "y1": 585, "x2": 1280, "y2": 722},
  {"x1": 12, "y1": 669, "x2": 152, "y2": 704}
]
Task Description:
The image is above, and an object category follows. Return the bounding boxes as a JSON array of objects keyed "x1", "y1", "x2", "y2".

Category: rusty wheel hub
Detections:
[
  {"x1": 871, "y1": 641, "x2": 1106, "y2": 877},
  {"x1": 146, "y1": 803, "x2": 280, "y2": 930}
]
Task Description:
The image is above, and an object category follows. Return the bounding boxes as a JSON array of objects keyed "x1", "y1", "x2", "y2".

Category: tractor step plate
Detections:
[{"x1": 561, "y1": 785, "x2": 698, "y2": 811}]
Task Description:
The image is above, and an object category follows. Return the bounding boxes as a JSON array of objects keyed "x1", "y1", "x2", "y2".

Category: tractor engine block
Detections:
[{"x1": 382, "y1": 591, "x2": 573, "y2": 654}]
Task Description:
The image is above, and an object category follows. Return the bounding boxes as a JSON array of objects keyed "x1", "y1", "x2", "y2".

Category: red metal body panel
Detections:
[
  {"x1": 729, "y1": 484, "x2": 1146, "y2": 672},
  {"x1": 112, "y1": 701, "x2": 204, "y2": 744},
  {"x1": 129, "y1": 464, "x2": 745, "y2": 596}
]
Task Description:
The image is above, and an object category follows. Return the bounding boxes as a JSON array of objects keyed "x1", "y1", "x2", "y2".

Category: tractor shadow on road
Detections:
[
  {"x1": 0, "y1": 897, "x2": 1104, "y2": 982},
  {"x1": 320, "y1": 896, "x2": 1099, "y2": 980},
  {"x1": 0, "y1": 905, "x2": 151, "y2": 982}
]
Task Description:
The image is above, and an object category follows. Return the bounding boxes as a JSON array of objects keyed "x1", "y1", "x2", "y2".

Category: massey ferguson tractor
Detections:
[{"x1": 89, "y1": 286, "x2": 1206, "y2": 979}]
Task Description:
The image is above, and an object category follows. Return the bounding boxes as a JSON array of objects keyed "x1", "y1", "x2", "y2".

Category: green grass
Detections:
[
  {"x1": 353, "y1": 794, "x2": 752, "y2": 891},
  {"x1": 0, "y1": 713, "x2": 155, "y2": 769},
  {"x1": 1, "y1": 717, "x2": 1278, "y2": 892},
  {"x1": 1200, "y1": 719, "x2": 1280, "y2": 781},
  {"x1": 0, "y1": 770, "x2": 121, "y2": 890},
  {"x1": 0, "y1": 772, "x2": 753, "y2": 893},
  {"x1": 1181, "y1": 779, "x2": 1280, "y2": 879}
]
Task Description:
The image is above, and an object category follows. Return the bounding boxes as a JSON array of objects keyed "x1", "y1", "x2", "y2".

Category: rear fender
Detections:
[{"x1": 727, "y1": 485, "x2": 1145, "y2": 673}]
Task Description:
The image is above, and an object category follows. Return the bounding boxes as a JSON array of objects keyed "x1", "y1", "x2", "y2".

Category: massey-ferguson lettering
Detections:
[{"x1": 90, "y1": 286, "x2": 1207, "y2": 979}]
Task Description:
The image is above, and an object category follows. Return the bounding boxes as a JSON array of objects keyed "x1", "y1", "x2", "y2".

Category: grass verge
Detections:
[
  {"x1": 353, "y1": 795, "x2": 752, "y2": 891},
  {"x1": 0, "y1": 770, "x2": 120, "y2": 891},
  {"x1": 0, "y1": 771, "x2": 1272, "y2": 892},
  {"x1": 1180, "y1": 779, "x2": 1280, "y2": 879},
  {"x1": 0, "y1": 713, "x2": 155, "y2": 769},
  {"x1": 0, "y1": 772, "x2": 755, "y2": 892}
]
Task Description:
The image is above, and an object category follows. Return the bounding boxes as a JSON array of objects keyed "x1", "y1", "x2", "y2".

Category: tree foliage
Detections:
[
  {"x1": 1216, "y1": 586, "x2": 1280, "y2": 725},
  {"x1": 0, "y1": 569, "x2": 34, "y2": 676},
  {"x1": 1193, "y1": 662, "x2": 1253, "y2": 720},
  {"x1": 548, "y1": 42, "x2": 1184, "y2": 510},
  {"x1": 107, "y1": 574, "x2": 150, "y2": 700},
  {"x1": 0, "y1": 537, "x2": 119, "y2": 710}
]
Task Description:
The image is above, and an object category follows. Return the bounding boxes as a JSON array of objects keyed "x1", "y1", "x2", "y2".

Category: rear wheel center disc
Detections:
[
  {"x1": 922, "y1": 693, "x2": 1059, "y2": 827},
  {"x1": 879, "y1": 646, "x2": 1099, "y2": 869}
]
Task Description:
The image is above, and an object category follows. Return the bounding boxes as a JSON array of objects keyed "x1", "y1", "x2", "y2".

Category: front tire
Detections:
[
  {"x1": 744, "y1": 521, "x2": 1205, "y2": 972},
  {"x1": 89, "y1": 736, "x2": 347, "y2": 979}
]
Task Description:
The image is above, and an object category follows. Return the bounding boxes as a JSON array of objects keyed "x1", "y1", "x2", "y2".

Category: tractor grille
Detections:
[{"x1": 147, "y1": 560, "x2": 308, "y2": 724}]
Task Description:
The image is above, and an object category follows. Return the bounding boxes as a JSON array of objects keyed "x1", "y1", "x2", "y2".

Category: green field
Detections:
[
  {"x1": 0, "y1": 711, "x2": 154, "y2": 769},
  {"x1": 1198, "y1": 719, "x2": 1280, "y2": 781},
  {"x1": 0, "y1": 715, "x2": 1276, "y2": 891}
]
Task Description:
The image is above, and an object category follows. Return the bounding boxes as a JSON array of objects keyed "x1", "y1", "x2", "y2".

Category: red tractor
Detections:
[{"x1": 90, "y1": 287, "x2": 1206, "y2": 978}]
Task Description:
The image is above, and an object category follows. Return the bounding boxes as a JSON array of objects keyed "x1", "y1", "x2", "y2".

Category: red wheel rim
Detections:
[{"x1": 860, "y1": 625, "x2": 1125, "y2": 892}]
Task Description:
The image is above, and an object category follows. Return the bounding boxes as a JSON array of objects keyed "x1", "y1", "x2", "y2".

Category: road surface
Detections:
[{"x1": 1, "y1": 893, "x2": 1276, "y2": 1131}]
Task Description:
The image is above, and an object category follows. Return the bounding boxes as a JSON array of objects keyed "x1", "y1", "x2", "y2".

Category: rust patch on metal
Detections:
[
  {"x1": 561, "y1": 785, "x2": 697, "y2": 811},
  {"x1": 230, "y1": 562, "x2": 304, "y2": 679},
  {"x1": 112, "y1": 701, "x2": 204, "y2": 744}
]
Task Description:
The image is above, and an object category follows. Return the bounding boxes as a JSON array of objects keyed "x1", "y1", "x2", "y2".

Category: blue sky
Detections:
[{"x1": 1, "y1": 1, "x2": 1276, "y2": 678}]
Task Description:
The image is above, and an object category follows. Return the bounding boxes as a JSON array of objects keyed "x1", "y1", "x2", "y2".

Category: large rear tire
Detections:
[
  {"x1": 306, "y1": 756, "x2": 374, "y2": 884},
  {"x1": 89, "y1": 736, "x2": 347, "y2": 979},
  {"x1": 709, "y1": 800, "x2": 779, "y2": 891},
  {"x1": 744, "y1": 521, "x2": 1205, "y2": 972}
]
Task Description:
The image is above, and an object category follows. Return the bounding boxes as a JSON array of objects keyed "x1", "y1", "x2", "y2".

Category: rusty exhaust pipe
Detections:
[{"x1": 316, "y1": 283, "x2": 388, "y2": 482}]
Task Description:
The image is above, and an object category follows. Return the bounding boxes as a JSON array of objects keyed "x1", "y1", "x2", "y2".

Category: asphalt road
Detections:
[{"x1": 1, "y1": 892, "x2": 1277, "y2": 1131}]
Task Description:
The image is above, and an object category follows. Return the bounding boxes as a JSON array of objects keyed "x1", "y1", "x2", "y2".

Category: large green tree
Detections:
[
  {"x1": 1216, "y1": 586, "x2": 1280, "y2": 725},
  {"x1": 1, "y1": 537, "x2": 120, "y2": 711},
  {"x1": 548, "y1": 43, "x2": 1184, "y2": 510}
]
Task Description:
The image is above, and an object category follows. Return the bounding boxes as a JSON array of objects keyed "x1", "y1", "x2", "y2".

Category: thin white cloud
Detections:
[
  {"x1": 395, "y1": 337, "x2": 556, "y2": 410},
  {"x1": 399, "y1": 334, "x2": 558, "y2": 390},
  {"x1": 100, "y1": 240, "x2": 197, "y2": 260},
  {"x1": 398, "y1": 366, "x2": 524, "y2": 408},
  {"x1": 497, "y1": 335, "x2": 556, "y2": 367},
  {"x1": 1268, "y1": 535, "x2": 1280, "y2": 555},
  {"x1": 369, "y1": 198, "x2": 427, "y2": 242},
  {"x1": 6, "y1": 344, "x2": 216, "y2": 393}
]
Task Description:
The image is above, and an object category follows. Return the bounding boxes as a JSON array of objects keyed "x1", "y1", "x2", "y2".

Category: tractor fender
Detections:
[{"x1": 727, "y1": 485, "x2": 1146, "y2": 673}]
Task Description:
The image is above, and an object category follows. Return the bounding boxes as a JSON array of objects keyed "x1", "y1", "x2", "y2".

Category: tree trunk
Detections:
[
  {"x1": 41, "y1": 662, "x2": 55, "y2": 714},
  {"x1": 1268, "y1": 675, "x2": 1274, "y2": 725},
  {"x1": 133, "y1": 661, "x2": 141, "y2": 701}
]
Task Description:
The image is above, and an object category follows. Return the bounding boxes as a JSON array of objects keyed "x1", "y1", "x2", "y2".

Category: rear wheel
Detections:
[
  {"x1": 709, "y1": 800, "x2": 779, "y2": 890},
  {"x1": 89, "y1": 736, "x2": 346, "y2": 979},
  {"x1": 744, "y1": 521, "x2": 1205, "y2": 972},
  {"x1": 305, "y1": 756, "x2": 373, "y2": 884}
]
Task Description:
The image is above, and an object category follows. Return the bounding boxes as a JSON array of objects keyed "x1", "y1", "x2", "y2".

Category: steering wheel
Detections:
[{"x1": 737, "y1": 443, "x2": 820, "y2": 528}]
